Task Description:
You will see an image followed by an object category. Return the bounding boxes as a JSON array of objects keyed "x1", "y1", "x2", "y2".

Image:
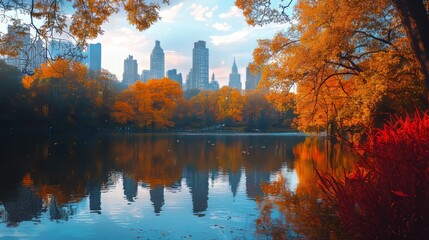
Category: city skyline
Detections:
[
  {"x1": 88, "y1": 0, "x2": 288, "y2": 87},
  {"x1": 0, "y1": 1, "x2": 287, "y2": 88}
]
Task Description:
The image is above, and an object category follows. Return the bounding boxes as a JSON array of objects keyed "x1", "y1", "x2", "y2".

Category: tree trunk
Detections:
[{"x1": 393, "y1": 0, "x2": 429, "y2": 104}]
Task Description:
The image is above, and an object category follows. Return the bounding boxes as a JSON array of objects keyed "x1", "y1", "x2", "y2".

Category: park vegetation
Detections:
[{"x1": 0, "y1": 58, "x2": 293, "y2": 131}]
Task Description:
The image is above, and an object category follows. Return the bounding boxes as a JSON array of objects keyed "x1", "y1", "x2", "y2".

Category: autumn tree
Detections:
[
  {"x1": 146, "y1": 78, "x2": 183, "y2": 128},
  {"x1": 22, "y1": 59, "x2": 117, "y2": 128},
  {"x1": 242, "y1": 90, "x2": 278, "y2": 131},
  {"x1": 189, "y1": 90, "x2": 219, "y2": 127},
  {"x1": 171, "y1": 97, "x2": 192, "y2": 129},
  {"x1": 216, "y1": 86, "x2": 245, "y2": 126},
  {"x1": 86, "y1": 69, "x2": 120, "y2": 125},
  {"x1": 112, "y1": 81, "x2": 152, "y2": 128},
  {"x1": 237, "y1": 0, "x2": 426, "y2": 137},
  {"x1": 23, "y1": 59, "x2": 90, "y2": 127},
  {"x1": 237, "y1": 0, "x2": 429, "y2": 106},
  {"x1": 0, "y1": 60, "x2": 33, "y2": 128},
  {"x1": 111, "y1": 78, "x2": 183, "y2": 129}
]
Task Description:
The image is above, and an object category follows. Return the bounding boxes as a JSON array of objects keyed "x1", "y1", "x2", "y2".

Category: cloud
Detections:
[
  {"x1": 210, "y1": 28, "x2": 250, "y2": 46},
  {"x1": 219, "y1": 6, "x2": 242, "y2": 19},
  {"x1": 160, "y1": 3, "x2": 184, "y2": 23},
  {"x1": 164, "y1": 50, "x2": 191, "y2": 71},
  {"x1": 211, "y1": 22, "x2": 232, "y2": 31},
  {"x1": 190, "y1": 4, "x2": 218, "y2": 21}
]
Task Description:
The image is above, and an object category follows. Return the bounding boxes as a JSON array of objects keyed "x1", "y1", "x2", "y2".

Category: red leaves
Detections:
[{"x1": 322, "y1": 110, "x2": 429, "y2": 239}]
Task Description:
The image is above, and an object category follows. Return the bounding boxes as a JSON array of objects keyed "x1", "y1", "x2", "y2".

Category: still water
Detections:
[{"x1": 0, "y1": 132, "x2": 352, "y2": 239}]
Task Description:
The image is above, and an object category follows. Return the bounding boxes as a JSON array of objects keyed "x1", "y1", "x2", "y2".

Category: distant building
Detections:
[
  {"x1": 185, "y1": 68, "x2": 193, "y2": 90},
  {"x1": 28, "y1": 39, "x2": 46, "y2": 71},
  {"x1": 228, "y1": 58, "x2": 242, "y2": 90},
  {"x1": 167, "y1": 69, "x2": 183, "y2": 86},
  {"x1": 245, "y1": 63, "x2": 262, "y2": 90},
  {"x1": 49, "y1": 39, "x2": 74, "y2": 60},
  {"x1": 6, "y1": 25, "x2": 46, "y2": 73},
  {"x1": 150, "y1": 40, "x2": 165, "y2": 79},
  {"x1": 208, "y1": 73, "x2": 219, "y2": 91},
  {"x1": 122, "y1": 55, "x2": 138, "y2": 86},
  {"x1": 88, "y1": 43, "x2": 101, "y2": 71},
  {"x1": 191, "y1": 40, "x2": 209, "y2": 90},
  {"x1": 141, "y1": 69, "x2": 150, "y2": 82}
]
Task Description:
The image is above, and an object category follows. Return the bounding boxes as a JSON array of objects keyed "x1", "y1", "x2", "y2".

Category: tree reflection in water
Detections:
[
  {"x1": 0, "y1": 133, "x2": 303, "y2": 228},
  {"x1": 256, "y1": 138, "x2": 358, "y2": 239}
]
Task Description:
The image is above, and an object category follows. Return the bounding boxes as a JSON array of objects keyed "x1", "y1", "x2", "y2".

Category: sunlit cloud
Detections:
[
  {"x1": 190, "y1": 4, "x2": 210, "y2": 21},
  {"x1": 189, "y1": 4, "x2": 218, "y2": 21},
  {"x1": 164, "y1": 50, "x2": 191, "y2": 72},
  {"x1": 160, "y1": 3, "x2": 184, "y2": 23},
  {"x1": 210, "y1": 28, "x2": 250, "y2": 46},
  {"x1": 219, "y1": 6, "x2": 242, "y2": 19},
  {"x1": 212, "y1": 22, "x2": 232, "y2": 31}
]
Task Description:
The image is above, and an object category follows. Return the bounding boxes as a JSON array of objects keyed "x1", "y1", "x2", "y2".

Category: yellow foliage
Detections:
[{"x1": 216, "y1": 86, "x2": 245, "y2": 122}]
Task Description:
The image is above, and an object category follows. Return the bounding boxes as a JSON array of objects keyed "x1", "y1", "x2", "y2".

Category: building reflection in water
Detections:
[
  {"x1": 229, "y1": 169, "x2": 242, "y2": 198},
  {"x1": 123, "y1": 175, "x2": 138, "y2": 202},
  {"x1": 184, "y1": 165, "x2": 209, "y2": 216},
  {"x1": 149, "y1": 186, "x2": 165, "y2": 214},
  {"x1": 245, "y1": 170, "x2": 271, "y2": 200},
  {"x1": 88, "y1": 182, "x2": 101, "y2": 214},
  {"x1": 1, "y1": 186, "x2": 44, "y2": 227}
]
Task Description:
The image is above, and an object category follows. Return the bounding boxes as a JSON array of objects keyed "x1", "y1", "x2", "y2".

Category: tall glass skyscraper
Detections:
[
  {"x1": 88, "y1": 43, "x2": 101, "y2": 71},
  {"x1": 123, "y1": 55, "x2": 138, "y2": 86},
  {"x1": 229, "y1": 58, "x2": 242, "y2": 90},
  {"x1": 192, "y1": 40, "x2": 209, "y2": 90},
  {"x1": 150, "y1": 40, "x2": 165, "y2": 79},
  {"x1": 6, "y1": 25, "x2": 46, "y2": 73}
]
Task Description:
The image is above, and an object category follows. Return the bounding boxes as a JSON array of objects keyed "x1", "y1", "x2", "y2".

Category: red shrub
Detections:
[{"x1": 320, "y1": 111, "x2": 429, "y2": 239}]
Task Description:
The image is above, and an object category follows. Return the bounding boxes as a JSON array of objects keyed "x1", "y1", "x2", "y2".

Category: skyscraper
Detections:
[
  {"x1": 150, "y1": 40, "x2": 165, "y2": 79},
  {"x1": 6, "y1": 25, "x2": 31, "y2": 72},
  {"x1": 167, "y1": 69, "x2": 183, "y2": 86},
  {"x1": 185, "y1": 69, "x2": 193, "y2": 90},
  {"x1": 49, "y1": 39, "x2": 74, "y2": 59},
  {"x1": 229, "y1": 58, "x2": 242, "y2": 90},
  {"x1": 245, "y1": 63, "x2": 262, "y2": 90},
  {"x1": 6, "y1": 25, "x2": 48, "y2": 73},
  {"x1": 88, "y1": 43, "x2": 101, "y2": 71},
  {"x1": 192, "y1": 41, "x2": 209, "y2": 90},
  {"x1": 122, "y1": 55, "x2": 138, "y2": 86},
  {"x1": 141, "y1": 70, "x2": 150, "y2": 82},
  {"x1": 208, "y1": 72, "x2": 219, "y2": 91},
  {"x1": 28, "y1": 39, "x2": 46, "y2": 71}
]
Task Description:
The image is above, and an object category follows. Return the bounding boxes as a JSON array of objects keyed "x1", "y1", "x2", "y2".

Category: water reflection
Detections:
[
  {"x1": 257, "y1": 137, "x2": 359, "y2": 239},
  {"x1": 0, "y1": 132, "x2": 309, "y2": 238}
]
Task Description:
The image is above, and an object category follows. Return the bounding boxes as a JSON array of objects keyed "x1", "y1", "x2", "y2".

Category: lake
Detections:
[{"x1": 0, "y1": 132, "x2": 355, "y2": 239}]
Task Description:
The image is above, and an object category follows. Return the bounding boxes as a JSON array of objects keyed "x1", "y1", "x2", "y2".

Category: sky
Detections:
[{"x1": 89, "y1": 0, "x2": 289, "y2": 87}]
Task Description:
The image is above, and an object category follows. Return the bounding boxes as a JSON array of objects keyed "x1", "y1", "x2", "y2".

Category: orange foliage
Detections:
[
  {"x1": 189, "y1": 90, "x2": 219, "y2": 125},
  {"x1": 111, "y1": 78, "x2": 183, "y2": 129},
  {"x1": 216, "y1": 86, "x2": 244, "y2": 122},
  {"x1": 244, "y1": 0, "x2": 425, "y2": 137}
]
